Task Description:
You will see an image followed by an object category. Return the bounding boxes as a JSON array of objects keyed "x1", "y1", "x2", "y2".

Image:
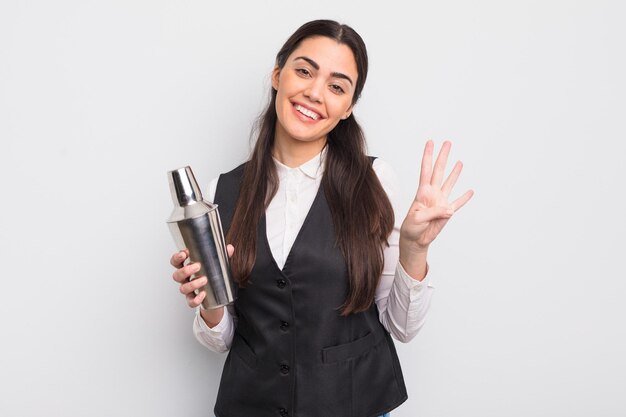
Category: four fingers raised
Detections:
[
  {"x1": 418, "y1": 140, "x2": 434, "y2": 187},
  {"x1": 418, "y1": 140, "x2": 473, "y2": 209},
  {"x1": 450, "y1": 189, "x2": 474, "y2": 212},
  {"x1": 441, "y1": 161, "x2": 463, "y2": 198},
  {"x1": 430, "y1": 140, "x2": 451, "y2": 187}
]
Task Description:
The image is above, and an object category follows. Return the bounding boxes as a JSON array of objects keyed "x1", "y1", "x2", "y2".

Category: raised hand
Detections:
[{"x1": 399, "y1": 140, "x2": 474, "y2": 278}]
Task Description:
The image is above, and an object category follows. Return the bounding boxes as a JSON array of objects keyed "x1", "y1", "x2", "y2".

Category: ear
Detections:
[
  {"x1": 271, "y1": 66, "x2": 280, "y2": 91},
  {"x1": 341, "y1": 105, "x2": 353, "y2": 120}
]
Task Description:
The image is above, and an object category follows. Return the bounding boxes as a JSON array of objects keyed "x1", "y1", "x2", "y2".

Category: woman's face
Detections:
[{"x1": 272, "y1": 36, "x2": 358, "y2": 150}]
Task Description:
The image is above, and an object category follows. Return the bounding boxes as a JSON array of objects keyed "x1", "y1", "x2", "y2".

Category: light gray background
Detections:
[{"x1": 1, "y1": 1, "x2": 624, "y2": 416}]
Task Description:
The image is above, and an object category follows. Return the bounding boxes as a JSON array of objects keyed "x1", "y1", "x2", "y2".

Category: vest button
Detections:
[
  {"x1": 280, "y1": 364, "x2": 290, "y2": 375},
  {"x1": 276, "y1": 279, "x2": 287, "y2": 289},
  {"x1": 279, "y1": 408, "x2": 288, "y2": 417},
  {"x1": 280, "y1": 321, "x2": 289, "y2": 331}
]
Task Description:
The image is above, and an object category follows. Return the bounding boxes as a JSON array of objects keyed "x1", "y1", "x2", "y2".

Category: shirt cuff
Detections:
[
  {"x1": 195, "y1": 307, "x2": 230, "y2": 334},
  {"x1": 396, "y1": 261, "x2": 435, "y2": 292}
]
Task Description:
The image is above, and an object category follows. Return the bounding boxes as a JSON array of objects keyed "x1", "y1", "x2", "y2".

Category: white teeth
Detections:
[{"x1": 294, "y1": 104, "x2": 319, "y2": 120}]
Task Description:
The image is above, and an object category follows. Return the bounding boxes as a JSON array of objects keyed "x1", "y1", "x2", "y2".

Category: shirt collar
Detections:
[{"x1": 273, "y1": 146, "x2": 327, "y2": 180}]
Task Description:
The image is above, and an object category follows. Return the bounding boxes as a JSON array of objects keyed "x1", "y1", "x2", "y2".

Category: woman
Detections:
[{"x1": 170, "y1": 19, "x2": 473, "y2": 417}]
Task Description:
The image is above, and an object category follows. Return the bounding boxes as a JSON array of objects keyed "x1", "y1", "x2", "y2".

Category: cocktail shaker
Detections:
[{"x1": 166, "y1": 166, "x2": 236, "y2": 309}]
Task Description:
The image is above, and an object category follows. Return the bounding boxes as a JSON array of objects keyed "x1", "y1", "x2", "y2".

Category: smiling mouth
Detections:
[{"x1": 294, "y1": 104, "x2": 320, "y2": 120}]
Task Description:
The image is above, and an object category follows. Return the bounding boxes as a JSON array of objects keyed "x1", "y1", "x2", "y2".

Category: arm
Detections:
[
  {"x1": 375, "y1": 140, "x2": 473, "y2": 342},
  {"x1": 373, "y1": 159, "x2": 435, "y2": 343},
  {"x1": 172, "y1": 176, "x2": 237, "y2": 353},
  {"x1": 193, "y1": 304, "x2": 237, "y2": 353},
  {"x1": 399, "y1": 140, "x2": 473, "y2": 277}
]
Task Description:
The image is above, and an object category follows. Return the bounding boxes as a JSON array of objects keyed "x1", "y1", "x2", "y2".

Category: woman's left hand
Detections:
[{"x1": 399, "y1": 140, "x2": 474, "y2": 277}]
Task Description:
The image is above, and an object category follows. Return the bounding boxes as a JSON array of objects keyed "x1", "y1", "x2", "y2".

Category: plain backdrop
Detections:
[{"x1": 1, "y1": 1, "x2": 625, "y2": 416}]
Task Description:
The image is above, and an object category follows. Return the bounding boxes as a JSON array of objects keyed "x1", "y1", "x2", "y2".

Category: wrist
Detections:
[
  {"x1": 200, "y1": 306, "x2": 225, "y2": 328},
  {"x1": 399, "y1": 242, "x2": 429, "y2": 281},
  {"x1": 399, "y1": 235, "x2": 429, "y2": 255}
]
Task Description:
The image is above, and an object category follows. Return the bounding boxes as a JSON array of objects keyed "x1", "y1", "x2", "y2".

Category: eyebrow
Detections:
[{"x1": 294, "y1": 56, "x2": 354, "y2": 86}]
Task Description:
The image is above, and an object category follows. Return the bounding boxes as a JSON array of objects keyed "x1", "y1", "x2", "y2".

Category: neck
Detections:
[{"x1": 272, "y1": 127, "x2": 327, "y2": 168}]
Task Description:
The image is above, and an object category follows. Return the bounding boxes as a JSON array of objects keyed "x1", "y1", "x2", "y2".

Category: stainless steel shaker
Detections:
[{"x1": 166, "y1": 166, "x2": 236, "y2": 309}]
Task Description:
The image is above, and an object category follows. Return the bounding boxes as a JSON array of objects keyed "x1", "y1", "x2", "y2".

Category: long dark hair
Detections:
[{"x1": 226, "y1": 19, "x2": 394, "y2": 315}]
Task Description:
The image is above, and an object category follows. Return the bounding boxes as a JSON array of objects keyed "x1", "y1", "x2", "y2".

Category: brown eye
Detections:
[
  {"x1": 330, "y1": 84, "x2": 345, "y2": 94},
  {"x1": 296, "y1": 68, "x2": 311, "y2": 77}
]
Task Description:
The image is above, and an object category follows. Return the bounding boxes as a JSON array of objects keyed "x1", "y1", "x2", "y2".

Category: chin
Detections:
[{"x1": 291, "y1": 132, "x2": 327, "y2": 143}]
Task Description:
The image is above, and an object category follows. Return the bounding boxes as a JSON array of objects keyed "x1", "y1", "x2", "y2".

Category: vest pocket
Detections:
[
  {"x1": 231, "y1": 336, "x2": 258, "y2": 369},
  {"x1": 321, "y1": 332, "x2": 379, "y2": 363}
]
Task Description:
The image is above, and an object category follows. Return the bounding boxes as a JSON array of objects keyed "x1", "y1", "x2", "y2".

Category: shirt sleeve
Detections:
[
  {"x1": 191, "y1": 175, "x2": 237, "y2": 352},
  {"x1": 372, "y1": 158, "x2": 435, "y2": 343},
  {"x1": 193, "y1": 304, "x2": 237, "y2": 353}
]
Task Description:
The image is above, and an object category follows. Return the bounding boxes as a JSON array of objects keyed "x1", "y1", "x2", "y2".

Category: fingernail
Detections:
[
  {"x1": 446, "y1": 209, "x2": 454, "y2": 215},
  {"x1": 193, "y1": 263, "x2": 201, "y2": 272}
]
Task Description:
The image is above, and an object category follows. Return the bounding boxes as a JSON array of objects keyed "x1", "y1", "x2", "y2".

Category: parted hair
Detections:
[{"x1": 226, "y1": 19, "x2": 394, "y2": 315}]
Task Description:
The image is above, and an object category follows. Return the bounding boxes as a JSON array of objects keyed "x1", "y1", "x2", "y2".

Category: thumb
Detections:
[{"x1": 410, "y1": 205, "x2": 454, "y2": 224}]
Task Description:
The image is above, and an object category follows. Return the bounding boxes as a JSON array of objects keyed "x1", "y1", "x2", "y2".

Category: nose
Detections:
[{"x1": 304, "y1": 80, "x2": 324, "y2": 103}]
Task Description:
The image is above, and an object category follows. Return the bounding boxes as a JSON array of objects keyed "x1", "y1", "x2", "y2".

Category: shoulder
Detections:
[
  {"x1": 369, "y1": 157, "x2": 401, "y2": 219},
  {"x1": 370, "y1": 157, "x2": 399, "y2": 193},
  {"x1": 221, "y1": 162, "x2": 247, "y2": 179},
  {"x1": 206, "y1": 162, "x2": 247, "y2": 203}
]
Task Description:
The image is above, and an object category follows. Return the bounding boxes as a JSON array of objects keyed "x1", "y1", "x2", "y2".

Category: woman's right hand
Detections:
[{"x1": 170, "y1": 245, "x2": 235, "y2": 327}]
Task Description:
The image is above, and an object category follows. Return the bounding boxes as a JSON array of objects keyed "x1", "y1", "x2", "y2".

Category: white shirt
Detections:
[{"x1": 193, "y1": 150, "x2": 434, "y2": 352}]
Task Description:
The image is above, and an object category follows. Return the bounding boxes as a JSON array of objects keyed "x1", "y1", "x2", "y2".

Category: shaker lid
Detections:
[
  {"x1": 168, "y1": 166, "x2": 204, "y2": 207},
  {"x1": 167, "y1": 166, "x2": 217, "y2": 222}
]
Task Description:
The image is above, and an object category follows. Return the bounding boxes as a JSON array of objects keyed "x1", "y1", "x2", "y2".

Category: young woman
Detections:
[{"x1": 170, "y1": 19, "x2": 473, "y2": 417}]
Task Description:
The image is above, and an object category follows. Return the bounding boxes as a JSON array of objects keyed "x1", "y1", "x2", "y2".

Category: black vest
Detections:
[{"x1": 213, "y1": 162, "x2": 407, "y2": 417}]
